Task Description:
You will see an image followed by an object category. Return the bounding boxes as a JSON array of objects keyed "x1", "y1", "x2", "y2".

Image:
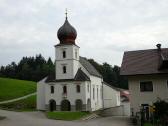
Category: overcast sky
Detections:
[{"x1": 0, "y1": 0, "x2": 168, "y2": 66}]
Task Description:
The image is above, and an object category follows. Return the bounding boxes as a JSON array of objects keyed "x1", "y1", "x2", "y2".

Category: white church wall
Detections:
[
  {"x1": 90, "y1": 76, "x2": 103, "y2": 111},
  {"x1": 55, "y1": 45, "x2": 79, "y2": 60},
  {"x1": 45, "y1": 81, "x2": 87, "y2": 107},
  {"x1": 55, "y1": 60, "x2": 75, "y2": 79},
  {"x1": 103, "y1": 83, "x2": 121, "y2": 108},
  {"x1": 37, "y1": 77, "x2": 47, "y2": 110},
  {"x1": 55, "y1": 45, "x2": 79, "y2": 80}
]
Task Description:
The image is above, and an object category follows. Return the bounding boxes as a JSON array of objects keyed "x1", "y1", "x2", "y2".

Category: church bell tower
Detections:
[{"x1": 55, "y1": 11, "x2": 79, "y2": 80}]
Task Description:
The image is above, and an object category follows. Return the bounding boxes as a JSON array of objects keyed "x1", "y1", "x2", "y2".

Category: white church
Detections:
[{"x1": 37, "y1": 15, "x2": 120, "y2": 112}]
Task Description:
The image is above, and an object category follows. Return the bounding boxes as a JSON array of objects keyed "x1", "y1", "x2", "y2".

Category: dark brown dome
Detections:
[{"x1": 57, "y1": 18, "x2": 77, "y2": 44}]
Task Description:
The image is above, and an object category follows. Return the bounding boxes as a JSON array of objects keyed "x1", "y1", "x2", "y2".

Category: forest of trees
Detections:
[{"x1": 0, "y1": 54, "x2": 128, "y2": 89}]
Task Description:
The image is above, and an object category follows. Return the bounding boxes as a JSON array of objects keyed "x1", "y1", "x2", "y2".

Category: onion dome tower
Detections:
[
  {"x1": 57, "y1": 11, "x2": 77, "y2": 44},
  {"x1": 55, "y1": 10, "x2": 79, "y2": 80}
]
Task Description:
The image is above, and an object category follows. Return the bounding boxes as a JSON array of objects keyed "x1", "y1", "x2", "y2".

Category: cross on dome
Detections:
[
  {"x1": 65, "y1": 8, "x2": 68, "y2": 20},
  {"x1": 57, "y1": 10, "x2": 77, "y2": 45}
]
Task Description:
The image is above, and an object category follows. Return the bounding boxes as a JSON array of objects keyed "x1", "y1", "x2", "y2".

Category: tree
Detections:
[
  {"x1": 0, "y1": 54, "x2": 128, "y2": 89},
  {"x1": 88, "y1": 59, "x2": 128, "y2": 89}
]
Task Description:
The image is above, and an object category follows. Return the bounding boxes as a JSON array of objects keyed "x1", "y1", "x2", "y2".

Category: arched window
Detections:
[
  {"x1": 76, "y1": 85, "x2": 80, "y2": 93},
  {"x1": 63, "y1": 66, "x2": 66, "y2": 73},
  {"x1": 51, "y1": 86, "x2": 54, "y2": 94},
  {"x1": 63, "y1": 86, "x2": 67, "y2": 94},
  {"x1": 63, "y1": 50, "x2": 66, "y2": 58}
]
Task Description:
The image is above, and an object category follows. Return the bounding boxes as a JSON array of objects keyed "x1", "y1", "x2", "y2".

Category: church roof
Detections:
[
  {"x1": 45, "y1": 68, "x2": 90, "y2": 83},
  {"x1": 79, "y1": 57, "x2": 102, "y2": 78},
  {"x1": 74, "y1": 68, "x2": 90, "y2": 81},
  {"x1": 57, "y1": 18, "x2": 77, "y2": 45}
]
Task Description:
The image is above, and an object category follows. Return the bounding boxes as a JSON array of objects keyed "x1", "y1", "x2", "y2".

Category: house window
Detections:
[
  {"x1": 63, "y1": 50, "x2": 66, "y2": 58},
  {"x1": 51, "y1": 86, "x2": 54, "y2": 94},
  {"x1": 140, "y1": 81, "x2": 153, "y2": 92},
  {"x1": 63, "y1": 66, "x2": 66, "y2": 74},
  {"x1": 76, "y1": 85, "x2": 80, "y2": 93},
  {"x1": 63, "y1": 86, "x2": 67, "y2": 94}
]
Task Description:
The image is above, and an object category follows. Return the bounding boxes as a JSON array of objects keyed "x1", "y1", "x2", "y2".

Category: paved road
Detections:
[
  {"x1": 0, "y1": 109, "x2": 133, "y2": 126},
  {"x1": 0, "y1": 93, "x2": 36, "y2": 104}
]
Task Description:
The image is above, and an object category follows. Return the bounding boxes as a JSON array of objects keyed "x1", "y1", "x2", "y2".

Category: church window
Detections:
[
  {"x1": 63, "y1": 66, "x2": 66, "y2": 74},
  {"x1": 63, "y1": 50, "x2": 66, "y2": 58},
  {"x1": 93, "y1": 86, "x2": 95, "y2": 100},
  {"x1": 63, "y1": 86, "x2": 67, "y2": 94},
  {"x1": 76, "y1": 85, "x2": 80, "y2": 93},
  {"x1": 51, "y1": 86, "x2": 54, "y2": 94},
  {"x1": 87, "y1": 84, "x2": 89, "y2": 92},
  {"x1": 97, "y1": 86, "x2": 98, "y2": 101},
  {"x1": 75, "y1": 51, "x2": 77, "y2": 59}
]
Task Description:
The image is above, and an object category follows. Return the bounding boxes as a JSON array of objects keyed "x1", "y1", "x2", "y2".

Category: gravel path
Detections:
[
  {"x1": 0, "y1": 92, "x2": 36, "y2": 104},
  {"x1": 0, "y1": 109, "x2": 133, "y2": 126}
]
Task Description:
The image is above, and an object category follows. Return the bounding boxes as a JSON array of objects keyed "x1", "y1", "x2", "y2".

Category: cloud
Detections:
[{"x1": 0, "y1": 0, "x2": 168, "y2": 66}]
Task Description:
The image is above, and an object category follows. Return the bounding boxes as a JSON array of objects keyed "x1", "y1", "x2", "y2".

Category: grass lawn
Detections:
[
  {"x1": 144, "y1": 123, "x2": 153, "y2": 126},
  {"x1": 0, "y1": 95, "x2": 36, "y2": 111},
  {"x1": 47, "y1": 111, "x2": 90, "y2": 121},
  {"x1": 0, "y1": 77, "x2": 36, "y2": 101}
]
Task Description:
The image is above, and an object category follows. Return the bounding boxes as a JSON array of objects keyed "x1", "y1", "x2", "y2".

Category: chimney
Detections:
[{"x1": 156, "y1": 44, "x2": 161, "y2": 51}]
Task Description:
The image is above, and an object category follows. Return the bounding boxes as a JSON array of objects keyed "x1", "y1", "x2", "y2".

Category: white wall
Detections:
[
  {"x1": 37, "y1": 77, "x2": 47, "y2": 110},
  {"x1": 55, "y1": 45, "x2": 79, "y2": 61},
  {"x1": 45, "y1": 81, "x2": 87, "y2": 106},
  {"x1": 55, "y1": 44, "x2": 79, "y2": 79},
  {"x1": 55, "y1": 60, "x2": 79, "y2": 79},
  {"x1": 103, "y1": 83, "x2": 120, "y2": 108},
  {"x1": 121, "y1": 102, "x2": 130, "y2": 116},
  {"x1": 89, "y1": 76, "x2": 103, "y2": 111},
  {"x1": 129, "y1": 74, "x2": 168, "y2": 114}
]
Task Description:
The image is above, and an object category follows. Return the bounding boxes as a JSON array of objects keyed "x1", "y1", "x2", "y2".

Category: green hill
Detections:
[
  {"x1": 0, "y1": 77, "x2": 36, "y2": 102},
  {"x1": 0, "y1": 95, "x2": 36, "y2": 111}
]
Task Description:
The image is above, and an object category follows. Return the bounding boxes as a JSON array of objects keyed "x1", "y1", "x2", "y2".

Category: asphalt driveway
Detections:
[{"x1": 0, "y1": 109, "x2": 133, "y2": 126}]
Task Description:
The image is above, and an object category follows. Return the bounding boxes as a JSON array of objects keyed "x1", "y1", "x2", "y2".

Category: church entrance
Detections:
[
  {"x1": 49, "y1": 99, "x2": 56, "y2": 111},
  {"x1": 75, "y1": 99, "x2": 83, "y2": 111},
  {"x1": 87, "y1": 99, "x2": 91, "y2": 111},
  {"x1": 61, "y1": 100, "x2": 71, "y2": 111}
]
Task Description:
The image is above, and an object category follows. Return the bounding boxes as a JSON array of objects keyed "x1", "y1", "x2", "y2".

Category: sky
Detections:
[{"x1": 0, "y1": 0, "x2": 168, "y2": 66}]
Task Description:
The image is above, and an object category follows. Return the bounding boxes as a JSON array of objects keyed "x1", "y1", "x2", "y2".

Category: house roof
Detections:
[
  {"x1": 79, "y1": 57, "x2": 102, "y2": 77},
  {"x1": 120, "y1": 48, "x2": 168, "y2": 76},
  {"x1": 45, "y1": 68, "x2": 90, "y2": 83}
]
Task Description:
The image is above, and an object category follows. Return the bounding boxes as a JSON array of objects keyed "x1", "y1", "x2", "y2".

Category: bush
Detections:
[{"x1": 153, "y1": 100, "x2": 168, "y2": 125}]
